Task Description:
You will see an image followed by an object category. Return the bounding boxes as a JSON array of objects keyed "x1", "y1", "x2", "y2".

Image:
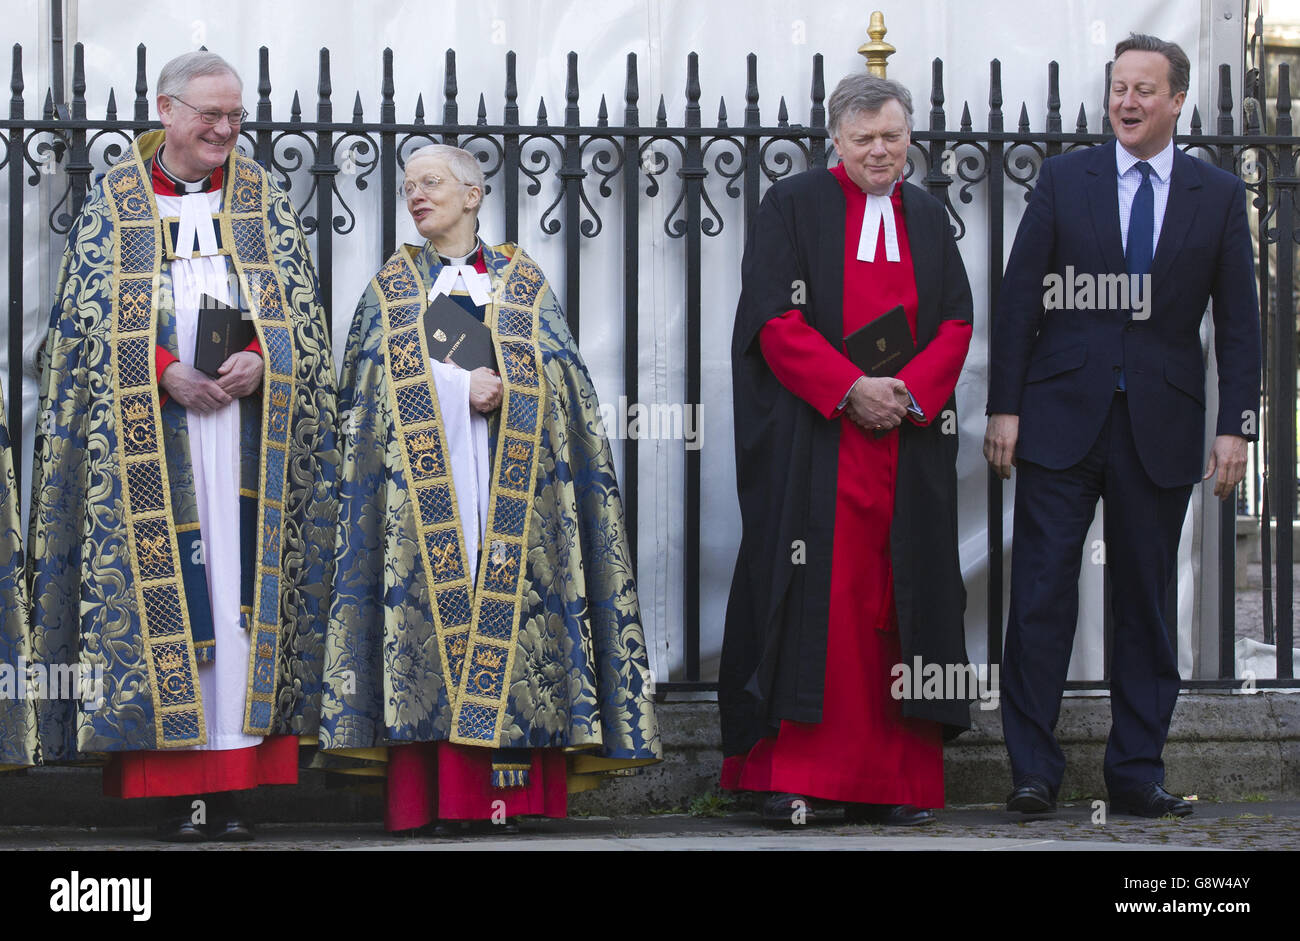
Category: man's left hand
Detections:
[
  {"x1": 215, "y1": 351, "x2": 264, "y2": 399},
  {"x1": 1203, "y1": 434, "x2": 1249, "y2": 500}
]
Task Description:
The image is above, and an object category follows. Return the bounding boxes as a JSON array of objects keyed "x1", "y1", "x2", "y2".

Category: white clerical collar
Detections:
[
  {"x1": 1115, "y1": 138, "x2": 1174, "y2": 183},
  {"x1": 156, "y1": 145, "x2": 216, "y2": 195},
  {"x1": 437, "y1": 239, "x2": 481, "y2": 267},
  {"x1": 856, "y1": 179, "x2": 901, "y2": 263},
  {"x1": 429, "y1": 241, "x2": 491, "y2": 306}
]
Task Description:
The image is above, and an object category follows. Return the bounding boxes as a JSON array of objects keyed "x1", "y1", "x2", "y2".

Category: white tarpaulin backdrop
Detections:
[{"x1": 5, "y1": 0, "x2": 1245, "y2": 686}]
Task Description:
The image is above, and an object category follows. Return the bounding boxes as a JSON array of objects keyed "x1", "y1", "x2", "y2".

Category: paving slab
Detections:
[{"x1": 2, "y1": 801, "x2": 1296, "y2": 850}]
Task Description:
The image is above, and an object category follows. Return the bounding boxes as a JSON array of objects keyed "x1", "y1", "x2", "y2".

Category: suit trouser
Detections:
[{"x1": 1001, "y1": 393, "x2": 1193, "y2": 795}]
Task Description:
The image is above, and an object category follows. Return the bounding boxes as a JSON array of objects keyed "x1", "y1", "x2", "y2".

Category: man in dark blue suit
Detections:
[{"x1": 984, "y1": 33, "x2": 1260, "y2": 818}]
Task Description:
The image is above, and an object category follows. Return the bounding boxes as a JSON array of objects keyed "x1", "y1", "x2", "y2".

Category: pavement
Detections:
[{"x1": 4, "y1": 800, "x2": 1298, "y2": 850}]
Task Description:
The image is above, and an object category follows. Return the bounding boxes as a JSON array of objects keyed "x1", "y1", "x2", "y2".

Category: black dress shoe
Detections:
[
  {"x1": 202, "y1": 792, "x2": 256, "y2": 841},
  {"x1": 208, "y1": 818, "x2": 256, "y2": 842},
  {"x1": 844, "y1": 803, "x2": 935, "y2": 826},
  {"x1": 761, "y1": 792, "x2": 818, "y2": 828},
  {"x1": 1006, "y1": 778, "x2": 1056, "y2": 814},
  {"x1": 1109, "y1": 782, "x2": 1193, "y2": 818},
  {"x1": 490, "y1": 817, "x2": 522, "y2": 834},
  {"x1": 156, "y1": 817, "x2": 206, "y2": 843}
]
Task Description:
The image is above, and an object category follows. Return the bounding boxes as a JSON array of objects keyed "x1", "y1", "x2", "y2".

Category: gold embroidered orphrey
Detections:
[
  {"x1": 373, "y1": 247, "x2": 546, "y2": 748},
  {"x1": 102, "y1": 146, "x2": 297, "y2": 747}
]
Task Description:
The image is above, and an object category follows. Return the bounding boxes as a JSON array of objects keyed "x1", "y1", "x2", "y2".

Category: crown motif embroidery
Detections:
[
  {"x1": 474, "y1": 647, "x2": 505, "y2": 670},
  {"x1": 237, "y1": 161, "x2": 259, "y2": 183},
  {"x1": 112, "y1": 172, "x2": 138, "y2": 194},
  {"x1": 410, "y1": 431, "x2": 439, "y2": 453},
  {"x1": 270, "y1": 387, "x2": 289, "y2": 409},
  {"x1": 449, "y1": 635, "x2": 468, "y2": 657},
  {"x1": 257, "y1": 640, "x2": 275, "y2": 659},
  {"x1": 156, "y1": 647, "x2": 184, "y2": 674},
  {"x1": 125, "y1": 400, "x2": 151, "y2": 423},
  {"x1": 506, "y1": 441, "x2": 530, "y2": 462}
]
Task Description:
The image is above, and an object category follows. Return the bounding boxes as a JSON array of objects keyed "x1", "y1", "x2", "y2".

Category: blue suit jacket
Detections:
[{"x1": 988, "y1": 141, "x2": 1261, "y2": 488}]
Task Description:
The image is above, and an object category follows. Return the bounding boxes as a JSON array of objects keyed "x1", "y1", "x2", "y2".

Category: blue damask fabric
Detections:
[{"x1": 321, "y1": 241, "x2": 660, "y2": 779}]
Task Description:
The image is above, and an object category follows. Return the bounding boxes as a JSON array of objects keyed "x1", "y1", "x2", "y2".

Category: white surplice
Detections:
[
  {"x1": 426, "y1": 256, "x2": 492, "y2": 579},
  {"x1": 156, "y1": 190, "x2": 260, "y2": 752}
]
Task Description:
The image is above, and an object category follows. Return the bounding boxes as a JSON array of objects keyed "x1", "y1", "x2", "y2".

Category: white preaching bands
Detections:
[
  {"x1": 856, "y1": 190, "x2": 900, "y2": 264},
  {"x1": 429, "y1": 265, "x2": 493, "y2": 306}
]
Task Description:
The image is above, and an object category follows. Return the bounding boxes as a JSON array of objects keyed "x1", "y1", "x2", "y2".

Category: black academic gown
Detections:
[{"x1": 720, "y1": 169, "x2": 974, "y2": 758}]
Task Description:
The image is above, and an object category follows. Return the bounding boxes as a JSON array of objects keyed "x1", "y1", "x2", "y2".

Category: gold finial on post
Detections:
[{"x1": 858, "y1": 11, "x2": 896, "y2": 77}]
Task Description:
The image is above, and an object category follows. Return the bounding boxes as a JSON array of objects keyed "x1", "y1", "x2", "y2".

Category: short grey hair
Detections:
[
  {"x1": 157, "y1": 51, "x2": 242, "y2": 99},
  {"x1": 1114, "y1": 33, "x2": 1190, "y2": 96},
  {"x1": 405, "y1": 144, "x2": 485, "y2": 193},
  {"x1": 827, "y1": 74, "x2": 914, "y2": 138}
]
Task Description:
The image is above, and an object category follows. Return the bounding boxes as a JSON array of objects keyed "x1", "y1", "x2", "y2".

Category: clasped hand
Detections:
[
  {"x1": 442, "y1": 357, "x2": 502, "y2": 413},
  {"x1": 844, "y1": 376, "x2": 911, "y2": 431},
  {"x1": 160, "y1": 351, "x2": 263, "y2": 414}
]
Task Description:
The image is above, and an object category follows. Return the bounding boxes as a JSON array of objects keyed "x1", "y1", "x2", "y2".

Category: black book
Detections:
[
  {"x1": 844, "y1": 304, "x2": 915, "y2": 378},
  {"x1": 194, "y1": 293, "x2": 255, "y2": 378},
  {"x1": 423, "y1": 292, "x2": 497, "y2": 373}
]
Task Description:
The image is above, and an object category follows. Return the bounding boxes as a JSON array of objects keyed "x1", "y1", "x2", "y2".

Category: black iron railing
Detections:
[{"x1": 3, "y1": 41, "x2": 1296, "y2": 690}]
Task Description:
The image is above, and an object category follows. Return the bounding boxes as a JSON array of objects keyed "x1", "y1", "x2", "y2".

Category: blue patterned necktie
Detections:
[
  {"x1": 1126, "y1": 161, "x2": 1154, "y2": 276},
  {"x1": 1117, "y1": 160, "x2": 1154, "y2": 390}
]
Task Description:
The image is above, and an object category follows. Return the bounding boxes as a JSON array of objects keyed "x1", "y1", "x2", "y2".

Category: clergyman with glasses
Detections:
[{"x1": 29, "y1": 50, "x2": 337, "y2": 841}]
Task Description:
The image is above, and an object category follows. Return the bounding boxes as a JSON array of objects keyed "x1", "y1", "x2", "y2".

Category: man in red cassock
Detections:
[{"x1": 720, "y1": 73, "x2": 974, "y2": 826}]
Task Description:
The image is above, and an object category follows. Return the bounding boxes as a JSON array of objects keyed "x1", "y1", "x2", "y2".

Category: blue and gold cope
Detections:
[
  {"x1": 321, "y1": 241, "x2": 660, "y2": 787},
  {"x1": 0, "y1": 390, "x2": 36, "y2": 771},
  {"x1": 28, "y1": 130, "x2": 338, "y2": 757}
]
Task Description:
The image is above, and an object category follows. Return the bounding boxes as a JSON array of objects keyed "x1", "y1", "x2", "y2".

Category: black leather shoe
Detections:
[
  {"x1": 202, "y1": 792, "x2": 256, "y2": 841},
  {"x1": 490, "y1": 817, "x2": 522, "y2": 834},
  {"x1": 208, "y1": 818, "x2": 256, "y2": 842},
  {"x1": 429, "y1": 820, "x2": 473, "y2": 837},
  {"x1": 761, "y1": 792, "x2": 818, "y2": 828},
  {"x1": 844, "y1": 803, "x2": 935, "y2": 826},
  {"x1": 155, "y1": 816, "x2": 206, "y2": 843},
  {"x1": 1109, "y1": 782, "x2": 1193, "y2": 818},
  {"x1": 1006, "y1": 778, "x2": 1056, "y2": 814}
]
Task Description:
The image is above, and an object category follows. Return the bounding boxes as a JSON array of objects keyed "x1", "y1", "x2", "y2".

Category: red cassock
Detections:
[
  {"x1": 104, "y1": 158, "x2": 290, "y2": 800},
  {"x1": 720, "y1": 165, "x2": 971, "y2": 806},
  {"x1": 385, "y1": 744, "x2": 567, "y2": 830}
]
